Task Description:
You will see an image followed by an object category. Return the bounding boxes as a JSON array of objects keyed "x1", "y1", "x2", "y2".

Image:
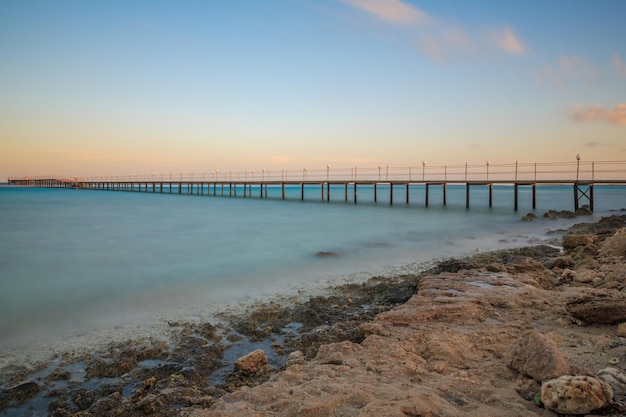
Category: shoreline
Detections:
[{"x1": 2, "y1": 210, "x2": 625, "y2": 415}]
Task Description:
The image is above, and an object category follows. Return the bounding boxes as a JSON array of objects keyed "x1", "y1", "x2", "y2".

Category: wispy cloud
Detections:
[
  {"x1": 340, "y1": 0, "x2": 432, "y2": 26},
  {"x1": 614, "y1": 54, "x2": 626, "y2": 77},
  {"x1": 570, "y1": 103, "x2": 626, "y2": 126},
  {"x1": 338, "y1": 0, "x2": 524, "y2": 62},
  {"x1": 536, "y1": 55, "x2": 598, "y2": 90},
  {"x1": 486, "y1": 26, "x2": 524, "y2": 55}
]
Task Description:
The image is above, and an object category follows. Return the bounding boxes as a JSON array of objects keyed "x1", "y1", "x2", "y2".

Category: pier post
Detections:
[
  {"x1": 443, "y1": 183, "x2": 447, "y2": 206},
  {"x1": 466, "y1": 183, "x2": 470, "y2": 209},
  {"x1": 354, "y1": 183, "x2": 357, "y2": 204},
  {"x1": 488, "y1": 184, "x2": 493, "y2": 208},
  {"x1": 425, "y1": 184, "x2": 429, "y2": 207},
  {"x1": 514, "y1": 184, "x2": 518, "y2": 211},
  {"x1": 326, "y1": 182, "x2": 330, "y2": 202},
  {"x1": 532, "y1": 184, "x2": 536, "y2": 209},
  {"x1": 374, "y1": 183, "x2": 377, "y2": 202},
  {"x1": 281, "y1": 183, "x2": 285, "y2": 200},
  {"x1": 406, "y1": 184, "x2": 409, "y2": 204},
  {"x1": 301, "y1": 183, "x2": 304, "y2": 200}
]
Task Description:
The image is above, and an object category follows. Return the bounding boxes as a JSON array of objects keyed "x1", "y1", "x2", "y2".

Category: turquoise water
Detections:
[{"x1": 1, "y1": 184, "x2": 625, "y2": 350}]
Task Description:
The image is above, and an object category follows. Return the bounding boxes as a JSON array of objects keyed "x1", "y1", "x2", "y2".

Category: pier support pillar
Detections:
[{"x1": 574, "y1": 184, "x2": 594, "y2": 212}]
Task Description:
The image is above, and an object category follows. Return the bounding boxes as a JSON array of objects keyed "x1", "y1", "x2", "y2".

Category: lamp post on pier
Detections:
[
  {"x1": 486, "y1": 160, "x2": 491, "y2": 181},
  {"x1": 576, "y1": 154, "x2": 581, "y2": 181}
]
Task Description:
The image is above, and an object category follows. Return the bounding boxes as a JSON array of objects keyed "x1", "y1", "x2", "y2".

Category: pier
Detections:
[{"x1": 8, "y1": 160, "x2": 626, "y2": 212}]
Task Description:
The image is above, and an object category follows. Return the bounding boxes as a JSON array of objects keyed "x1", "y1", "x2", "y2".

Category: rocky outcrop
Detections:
[
  {"x1": 601, "y1": 227, "x2": 626, "y2": 257},
  {"x1": 541, "y1": 375, "x2": 613, "y2": 414},
  {"x1": 508, "y1": 332, "x2": 573, "y2": 381},
  {"x1": 565, "y1": 289, "x2": 626, "y2": 324},
  {"x1": 234, "y1": 349, "x2": 268, "y2": 374}
]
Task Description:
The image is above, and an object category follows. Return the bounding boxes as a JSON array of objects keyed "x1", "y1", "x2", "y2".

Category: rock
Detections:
[
  {"x1": 597, "y1": 367, "x2": 626, "y2": 397},
  {"x1": 509, "y1": 332, "x2": 572, "y2": 381},
  {"x1": 544, "y1": 210, "x2": 577, "y2": 220},
  {"x1": 541, "y1": 375, "x2": 613, "y2": 415},
  {"x1": 575, "y1": 207, "x2": 593, "y2": 216},
  {"x1": 572, "y1": 269, "x2": 596, "y2": 284},
  {"x1": 234, "y1": 349, "x2": 268, "y2": 374},
  {"x1": 316, "y1": 251, "x2": 339, "y2": 257},
  {"x1": 618, "y1": 323, "x2": 626, "y2": 337},
  {"x1": 543, "y1": 255, "x2": 575, "y2": 270},
  {"x1": 600, "y1": 227, "x2": 626, "y2": 257},
  {"x1": 566, "y1": 289, "x2": 626, "y2": 324},
  {"x1": 0, "y1": 381, "x2": 40, "y2": 408},
  {"x1": 522, "y1": 212, "x2": 537, "y2": 221},
  {"x1": 563, "y1": 234, "x2": 597, "y2": 250}
]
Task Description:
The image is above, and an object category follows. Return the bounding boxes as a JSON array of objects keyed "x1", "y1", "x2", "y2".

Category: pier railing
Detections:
[{"x1": 10, "y1": 160, "x2": 626, "y2": 184}]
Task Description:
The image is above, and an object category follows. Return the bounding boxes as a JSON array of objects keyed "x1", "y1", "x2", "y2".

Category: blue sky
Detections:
[{"x1": 1, "y1": 0, "x2": 625, "y2": 179}]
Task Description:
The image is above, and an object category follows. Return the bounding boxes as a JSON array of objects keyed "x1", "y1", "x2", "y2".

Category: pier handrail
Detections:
[{"x1": 9, "y1": 160, "x2": 626, "y2": 184}]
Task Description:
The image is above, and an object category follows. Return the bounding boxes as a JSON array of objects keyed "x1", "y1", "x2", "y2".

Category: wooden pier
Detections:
[{"x1": 8, "y1": 161, "x2": 626, "y2": 212}]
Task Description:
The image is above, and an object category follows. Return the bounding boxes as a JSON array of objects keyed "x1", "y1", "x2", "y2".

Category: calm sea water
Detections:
[{"x1": 1, "y1": 183, "x2": 625, "y2": 351}]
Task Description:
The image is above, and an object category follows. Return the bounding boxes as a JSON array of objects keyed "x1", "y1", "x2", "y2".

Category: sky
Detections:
[{"x1": 1, "y1": 0, "x2": 625, "y2": 180}]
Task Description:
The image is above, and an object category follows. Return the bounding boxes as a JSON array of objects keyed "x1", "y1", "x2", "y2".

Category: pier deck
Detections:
[{"x1": 8, "y1": 161, "x2": 626, "y2": 212}]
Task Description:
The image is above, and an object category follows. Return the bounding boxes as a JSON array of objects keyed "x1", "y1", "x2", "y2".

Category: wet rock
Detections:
[
  {"x1": 543, "y1": 255, "x2": 574, "y2": 270},
  {"x1": 600, "y1": 227, "x2": 626, "y2": 257},
  {"x1": 316, "y1": 251, "x2": 339, "y2": 257},
  {"x1": 575, "y1": 207, "x2": 593, "y2": 216},
  {"x1": 566, "y1": 289, "x2": 626, "y2": 324},
  {"x1": 509, "y1": 332, "x2": 572, "y2": 381},
  {"x1": 618, "y1": 323, "x2": 626, "y2": 337},
  {"x1": 563, "y1": 234, "x2": 597, "y2": 250},
  {"x1": 541, "y1": 375, "x2": 613, "y2": 415},
  {"x1": 235, "y1": 349, "x2": 268, "y2": 374},
  {"x1": 522, "y1": 212, "x2": 537, "y2": 221},
  {"x1": 0, "y1": 381, "x2": 40, "y2": 408},
  {"x1": 544, "y1": 210, "x2": 577, "y2": 219}
]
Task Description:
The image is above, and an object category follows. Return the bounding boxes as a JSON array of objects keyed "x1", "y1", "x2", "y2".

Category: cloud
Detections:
[
  {"x1": 614, "y1": 54, "x2": 626, "y2": 77},
  {"x1": 339, "y1": 0, "x2": 524, "y2": 62},
  {"x1": 486, "y1": 26, "x2": 524, "y2": 55},
  {"x1": 570, "y1": 103, "x2": 626, "y2": 126},
  {"x1": 536, "y1": 55, "x2": 598, "y2": 90},
  {"x1": 340, "y1": 0, "x2": 432, "y2": 26}
]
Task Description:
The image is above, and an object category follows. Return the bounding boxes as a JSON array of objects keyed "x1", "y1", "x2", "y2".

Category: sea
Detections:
[{"x1": 1, "y1": 183, "x2": 625, "y2": 362}]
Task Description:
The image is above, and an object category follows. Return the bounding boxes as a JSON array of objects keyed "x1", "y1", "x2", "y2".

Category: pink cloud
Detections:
[
  {"x1": 340, "y1": 0, "x2": 431, "y2": 26},
  {"x1": 570, "y1": 103, "x2": 626, "y2": 126},
  {"x1": 487, "y1": 26, "x2": 524, "y2": 55},
  {"x1": 614, "y1": 54, "x2": 626, "y2": 77}
]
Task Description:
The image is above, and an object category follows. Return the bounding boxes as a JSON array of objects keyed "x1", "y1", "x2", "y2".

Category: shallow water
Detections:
[{"x1": 0, "y1": 184, "x2": 624, "y2": 355}]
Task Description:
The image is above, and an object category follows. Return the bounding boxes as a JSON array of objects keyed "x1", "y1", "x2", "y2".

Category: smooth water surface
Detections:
[{"x1": 1, "y1": 184, "x2": 625, "y2": 350}]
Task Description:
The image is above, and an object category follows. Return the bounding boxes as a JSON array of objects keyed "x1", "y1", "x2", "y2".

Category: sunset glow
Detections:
[{"x1": 1, "y1": 0, "x2": 625, "y2": 180}]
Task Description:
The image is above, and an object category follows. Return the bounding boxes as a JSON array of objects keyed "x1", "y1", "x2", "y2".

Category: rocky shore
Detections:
[{"x1": 2, "y1": 213, "x2": 626, "y2": 416}]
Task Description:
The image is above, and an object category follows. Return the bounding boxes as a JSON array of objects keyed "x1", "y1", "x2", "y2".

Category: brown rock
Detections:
[
  {"x1": 541, "y1": 375, "x2": 613, "y2": 415},
  {"x1": 234, "y1": 349, "x2": 268, "y2": 374},
  {"x1": 509, "y1": 331, "x2": 572, "y2": 381},
  {"x1": 600, "y1": 227, "x2": 626, "y2": 257},
  {"x1": 563, "y1": 234, "x2": 597, "y2": 250},
  {"x1": 566, "y1": 289, "x2": 626, "y2": 324},
  {"x1": 544, "y1": 255, "x2": 575, "y2": 270},
  {"x1": 618, "y1": 322, "x2": 626, "y2": 337}
]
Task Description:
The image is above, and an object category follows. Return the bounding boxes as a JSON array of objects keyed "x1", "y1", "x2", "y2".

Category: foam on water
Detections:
[{"x1": 1, "y1": 184, "x2": 625, "y2": 365}]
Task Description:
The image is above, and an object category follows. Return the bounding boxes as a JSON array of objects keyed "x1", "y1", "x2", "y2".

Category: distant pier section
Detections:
[{"x1": 8, "y1": 160, "x2": 626, "y2": 212}]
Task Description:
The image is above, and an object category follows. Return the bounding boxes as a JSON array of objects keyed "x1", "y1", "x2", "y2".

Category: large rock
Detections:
[
  {"x1": 597, "y1": 367, "x2": 626, "y2": 398},
  {"x1": 541, "y1": 375, "x2": 613, "y2": 414},
  {"x1": 600, "y1": 227, "x2": 626, "y2": 257},
  {"x1": 234, "y1": 349, "x2": 268, "y2": 374},
  {"x1": 562, "y1": 234, "x2": 597, "y2": 250},
  {"x1": 509, "y1": 332, "x2": 572, "y2": 381},
  {"x1": 565, "y1": 289, "x2": 626, "y2": 324}
]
